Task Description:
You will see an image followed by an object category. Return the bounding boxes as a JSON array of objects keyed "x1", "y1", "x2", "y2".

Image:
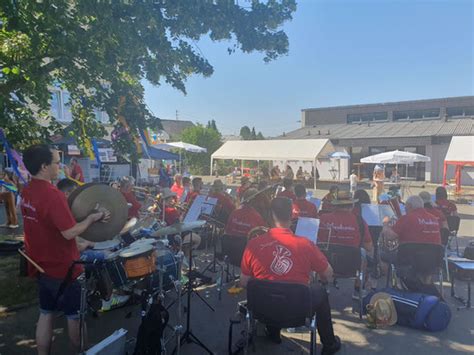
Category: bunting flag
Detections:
[
  {"x1": 91, "y1": 139, "x2": 101, "y2": 169},
  {"x1": 0, "y1": 179, "x2": 18, "y2": 193},
  {"x1": 0, "y1": 128, "x2": 28, "y2": 185}
]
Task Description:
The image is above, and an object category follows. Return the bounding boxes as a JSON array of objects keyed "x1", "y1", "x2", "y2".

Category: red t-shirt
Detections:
[
  {"x1": 71, "y1": 164, "x2": 84, "y2": 182},
  {"x1": 236, "y1": 185, "x2": 249, "y2": 201},
  {"x1": 277, "y1": 189, "x2": 297, "y2": 201},
  {"x1": 224, "y1": 205, "x2": 267, "y2": 238},
  {"x1": 392, "y1": 208, "x2": 441, "y2": 245},
  {"x1": 320, "y1": 193, "x2": 336, "y2": 212},
  {"x1": 241, "y1": 228, "x2": 329, "y2": 285},
  {"x1": 318, "y1": 210, "x2": 372, "y2": 248},
  {"x1": 425, "y1": 207, "x2": 447, "y2": 225},
  {"x1": 21, "y1": 179, "x2": 80, "y2": 279},
  {"x1": 171, "y1": 183, "x2": 185, "y2": 201},
  {"x1": 122, "y1": 190, "x2": 142, "y2": 219},
  {"x1": 292, "y1": 198, "x2": 318, "y2": 219},
  {"x1": 185, "y1": 190, "x2": 200, "y2": 206},
  {"x1": 164, "y1": 206, "x2": 180, "y2": 226},
  {"x1": 436, "y1": 199, "x2": 457, "y2": 217},
  {"x1": 209, "y1": 192, "x2": 236, "y2": 216}
]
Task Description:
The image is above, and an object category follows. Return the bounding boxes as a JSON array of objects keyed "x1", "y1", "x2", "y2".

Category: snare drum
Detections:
[
  {"x1": 103, "y1": 251, "x2": 128, "y2": 288},
  {"x1": 152, "y1": 248, "x2": 179, "y2": 291},
  {"x1": 119, "y1": 244, "x2": 156, "y2": 279}
]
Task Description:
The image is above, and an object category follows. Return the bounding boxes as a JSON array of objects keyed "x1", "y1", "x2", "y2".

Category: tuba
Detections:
[{"x1": 247, "y1": 226, "x2": 270, "y2": 240}]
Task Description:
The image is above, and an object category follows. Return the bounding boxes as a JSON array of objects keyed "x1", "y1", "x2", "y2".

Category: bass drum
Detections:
[{"x1": 151, "y1": 248, "x2": 179, "y2": 291}]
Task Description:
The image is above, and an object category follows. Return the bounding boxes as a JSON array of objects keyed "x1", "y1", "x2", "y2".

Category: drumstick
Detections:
[{"x1": 18, "y1": 249, "x2": 45, "y2": 273}]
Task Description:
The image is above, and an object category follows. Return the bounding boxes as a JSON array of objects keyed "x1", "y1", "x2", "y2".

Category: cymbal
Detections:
[
  {"x1": 120, "y1": 217, "x2": 138, "y2": 235},
  {"x1": 151, "y1": 220, "x2": 206, "y2": 237},
  {"x1": 68, "y1": 183, "x2": 128, "y2": 242}
]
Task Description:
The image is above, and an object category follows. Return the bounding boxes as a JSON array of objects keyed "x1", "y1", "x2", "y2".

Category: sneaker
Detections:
[
  {"x1": 8, "y1": 224, "x2": 19, "y2": 229},
  {"x1": 101, "y1": 294, "x2": 130, "y2": 312},
  {"x1": 321, "y1": 336, "x2": 341, "y2": 355}
]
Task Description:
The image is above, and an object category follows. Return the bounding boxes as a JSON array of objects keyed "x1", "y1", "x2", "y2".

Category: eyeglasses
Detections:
[{"x1": 51, "y1": 161, "x2": 61, "y2": 166}]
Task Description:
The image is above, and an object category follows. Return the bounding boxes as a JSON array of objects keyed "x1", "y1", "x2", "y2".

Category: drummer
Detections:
[
  {"x1": 21, "y1": 144, "x2": 110, "y2": 355},
  {"x1": 120, "y1": 176, "x2": 142, "y2": 219}
]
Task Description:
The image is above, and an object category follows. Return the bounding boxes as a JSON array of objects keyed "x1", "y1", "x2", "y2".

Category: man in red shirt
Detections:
[
  {"x1": 21, "y1": 144, "x2": 108, "y2": 355},
  {"x1": 240, "y1": 198, "x2": 340, "y2": 353},
  {"x1": 120, "y1": 177, "x2": 142, "y2": 219},
  {"x1": 320, "y1": 185, "x2": 339, "y2": 213},
  {"x1": 170, "y1": 173, "x2": 185, "y2": 201},
  {"x1": 292, "y1": 184, "x2": 318, "y2": 219},
  {"x1": 208, "y1": 179, "x2": 235, "y2": 224},
  {"x1": 435, "y1": 186, "x2": 458, "y2": 217},
  {"x1": 419, "y1": 191, "x2": 448, "y2": 230},
  {"x1": 69, "y1": 158, "x2": 84, "y2": 182},
  {"x1": 236, "y1": 176, "x2": 251, "y2": 202},
  {"x1": 225, "y1": 188, "x2": 267, "y2": 237},
  {"x1": 161, "y1": 188, "x2": 181, "y2": 226},
  {"x1": 185, "y1": 177, "x2": 203, "y2": 207},
  {"x1": 276, "y1": 177, "x2": 296, "y2": 201}
]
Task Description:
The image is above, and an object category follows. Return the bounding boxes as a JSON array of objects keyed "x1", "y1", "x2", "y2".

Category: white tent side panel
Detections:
[
  {"x1": 211, "y1": 139, "x2": 335, "y2": 161},
  {"x1": 444, "y1": 136, "x2": 474, "y2": 163}
]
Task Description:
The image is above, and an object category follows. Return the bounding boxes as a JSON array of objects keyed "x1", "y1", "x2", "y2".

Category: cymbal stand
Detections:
[
  {"x1": 173, "y1": 232, "x2": 214, "y2": 355},
  {"x1": 78, "y1": 273, "x2": 87, "y2": 353}
]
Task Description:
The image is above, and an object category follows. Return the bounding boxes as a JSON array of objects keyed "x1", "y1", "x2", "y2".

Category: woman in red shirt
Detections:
[
  {"x1": 435, "y1": 186, "x2": 458, "y2": 217},
  {"x1": 170, "y1": 173, "x2": 185, "y2": 200}
]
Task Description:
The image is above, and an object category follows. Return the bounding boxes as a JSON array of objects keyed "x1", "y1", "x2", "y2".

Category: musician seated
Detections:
[
  {"x1": 208, "y1": 179, "x2": 235, "y2": 224},
  {"x1": 120, "y1": 176, "x2": 142, "y2": 219},
  {"x1": 382, "y1": 195, "x2": 442, "y2": 285},
  {"x1": 435, "y1": 186, "x2": 458, "y2": 217},
  {"x1": 276, "y1": 178, "x2": 296, "y2": 201},
  {"x1": 180, "y1": 176, "x2": 191, "y2": 203},
  {"x1": 236, "y1": 176, "x2": 251, "y2": 202},
  {"x1": 419, "y1": 191, "x2": 449, "y2": 231},
  {"x1": 292, "y1": 184, "x2": 318, "y2": 219},
  {"x1": 185, "y1": 177, "x2": 203, "y2": 206},
  {"x1": 318, "y1": 191, "x2": 374, "y2": 292},
  {"x1": 320, "y1": 185, "x2": 339, "y2": 213},
  {"x1": 170, "y1": 173, "x2": 185, "y2": 201},
  {"x1": 270, "y1": 165, "x2": 281, "y2": 182},
  {"x1": 161, "y1": 188, "x2": 181, "y2": 226},
  {"x1": 240, "y1": 198, "x2": 341, "y2": 353}
]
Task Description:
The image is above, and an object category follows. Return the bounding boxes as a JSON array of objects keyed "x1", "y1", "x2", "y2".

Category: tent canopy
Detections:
[
  {"x1": 211, "y1": 139, "x2": 335, "y2": 161},
  {"x1": 146, "y1": 146, "x2": 180, "y2": 161},
  {"x1": 444, "y1": 136, "x2": 474, "y2": 164},
  {"x1": 155, "y1": 141, "x2": 207, "y2": 153}
]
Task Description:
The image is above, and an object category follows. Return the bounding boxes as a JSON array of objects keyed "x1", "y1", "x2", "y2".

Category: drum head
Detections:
[
  {"x1": 68, "y1": 183, "x2": 128, "y2": 242},
  {"x1": 130, "y1": 238, "x2": 156, "y2": 248},
  {"x1": 119, "y1": 244, "x2": 154, "y2": 259},
  {"x1": 93, "y1": 238, "x2": 121, "y2": 250}
]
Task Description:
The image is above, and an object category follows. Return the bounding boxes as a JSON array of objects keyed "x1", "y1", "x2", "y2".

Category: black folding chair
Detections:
[
  {"x1": 446, "y1": 216, "x2": 461, "y2": 255},
  {"x1": 242, "y1": 279, "x2": 317, "y2": 355},
  {"x1": 387, "y1": 243, "x2": 444, "y2": 297}
]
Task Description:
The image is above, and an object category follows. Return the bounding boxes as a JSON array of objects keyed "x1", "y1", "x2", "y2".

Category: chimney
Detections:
[
  {"x1": 327, "y1": 129, "x2": 330, "y2": 135},
  {"x1": 318, "y1": 130, "x2": 321, "y2": 135}
]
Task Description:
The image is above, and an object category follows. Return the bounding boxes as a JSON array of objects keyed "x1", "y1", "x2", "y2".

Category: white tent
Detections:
[
  {"x1": 443, "y1": 136, "x2": 474, "y2": 192},
  {"x1": 211, "y1": 139, "x2": 336, "y2": 189}
]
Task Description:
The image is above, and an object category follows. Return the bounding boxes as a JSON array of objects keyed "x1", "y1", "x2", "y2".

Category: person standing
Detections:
[
  {"x1": 0, "y1": 169, "x2": 19, "y2": 228},
  {"x1": 372, "y1": 165, "x2": 385, "y2": 203},
  {"x1": 21, "y1": 144, "x2": 108, "y2": 355},
  {"x1": 349, "y1": 170, "x2": 358, "y2": 196},
  {"x1": 69, "y1": 158, "x2": 84, "y2": 183}
]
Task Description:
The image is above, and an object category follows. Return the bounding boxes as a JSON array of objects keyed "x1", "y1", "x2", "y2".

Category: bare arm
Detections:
[
  {"x1": 239, "y1": 273, "x2": 251, "y2": 288},
  {"x1": 62, "y1": 212, "x2": 105, "y2": 240},
  {"x1": 319, "y1": 264, "x2": 333, "y2": 283}
]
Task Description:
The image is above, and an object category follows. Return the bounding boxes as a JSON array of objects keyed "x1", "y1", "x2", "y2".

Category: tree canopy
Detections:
[
  {"x1": 239, "y1": 125, "x2": 264, "y2": 140},
  {"x1": 0, "y1": 0, "x2": 295, "y2": 157}
]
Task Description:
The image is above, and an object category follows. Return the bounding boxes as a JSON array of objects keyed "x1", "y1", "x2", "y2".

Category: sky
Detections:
[{"x1": 143, "y1": 0, "x2": 474, "y2": 137}]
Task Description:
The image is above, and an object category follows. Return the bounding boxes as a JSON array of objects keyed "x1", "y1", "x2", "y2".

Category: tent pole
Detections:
[
  {"x1": 313, "y1": 159, "x2": 317, "y2": 191},
  {"x1": 257, "y1": 160, "x2": 260, "y2": 183},
  {"x1": 442, "y1": 161, "x2": 447, "y2": 186},
  {"x1": 210, "y1": 157, "x2": 213, "y2": 176}
]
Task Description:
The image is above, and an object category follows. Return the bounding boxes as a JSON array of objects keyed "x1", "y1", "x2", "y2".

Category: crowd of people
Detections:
[{"x1": 10, "y1": 143, "x2": 460, "y2": 354}]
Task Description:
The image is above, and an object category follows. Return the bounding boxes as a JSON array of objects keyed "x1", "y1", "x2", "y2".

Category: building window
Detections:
[
  {"x1": 369, "y1": 147, "x2": 386, "y2": 155},
  {"x1": 446, "y1": 106, "x2": 474, "y2": 117},
  {"x1": 393, "y1": 108, "x2": 440, "y2": 121},
  {"x1": 347, "y1": 112, "x2": 388, "y2": 124}
]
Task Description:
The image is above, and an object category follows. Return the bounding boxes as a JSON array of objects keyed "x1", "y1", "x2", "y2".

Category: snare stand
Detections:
[{"x1": 173, "y1": 231, "x2": 214, "y2": 355}]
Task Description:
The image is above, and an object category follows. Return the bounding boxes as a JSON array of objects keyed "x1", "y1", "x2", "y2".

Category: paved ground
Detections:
[{"x1": 0, "y1": 183, "x2": 473, "y2": 355}]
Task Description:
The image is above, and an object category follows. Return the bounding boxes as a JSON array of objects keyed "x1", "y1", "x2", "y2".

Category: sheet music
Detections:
[
  {"x1": 399, "y1": 203, "x2": 406, "y2": 215},
  {"x1": 309, "y1": 197, "x2": 321, "y2": 210},
  {"x1": 85, "y1": 328, "x2": 127, "y2": 355},
  {"x1": 361, "y1": 203, "x2": 396, "y2": 226},
  {"x1": 306, "y1": 191, "x2": 313, "y2": 199},
  {"x1": 295, "y1": 217, "x2": 320, "y2": 244},
  {"x1": 184, "y1": 195, "x2": 217, "y2": 222}
]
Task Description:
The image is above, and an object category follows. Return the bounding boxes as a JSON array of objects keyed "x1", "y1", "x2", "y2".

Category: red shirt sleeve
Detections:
[
  {"x1": 240, "y1": 245, "x2": 254, "y2": 276},
  {"x1": 309, "y1": 243, "x2": 329, "y2": 274},
  {"x1": 392, "y1": 215, "x2": 406, "y2": 236},
  {"x1": 48, "y1": 190, "x2": 77, "y2": 232}
]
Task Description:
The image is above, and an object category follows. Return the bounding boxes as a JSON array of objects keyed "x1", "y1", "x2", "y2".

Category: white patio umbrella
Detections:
[
  {"x1": 360, "y1": 150, "x2": 430, "y2": 165},
  {"x1": 154, "y1": 141, "x2": 207, "y2": 172},
  {"x1": 330, "y1": 151, "x2": 351, "y2": 181}
]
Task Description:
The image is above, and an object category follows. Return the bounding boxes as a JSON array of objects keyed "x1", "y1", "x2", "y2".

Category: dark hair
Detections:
[
  {"x1": 257, "y1": 180, "x2": 268, "y2": 190},
  {"x1": 435, "y1": 186, "x2": 448, "y2": 200},
  {"x1": 182, "y1": 176, "x2": 191, "y2": 184},
  {"x1": 353, "y1": 189, "x2": 371, "y2": 204},
  {"x1": 23, "y1": 144, "x2": 53, "y2": 175},
  {"x1": 282, "y1": 177, "x2": 293, "y2": 188},
  {"x1": 71, "y1": 158, "x2": 78, "y2": 163},
  {"x1": 294, "y1": 184, "x2": 306, "y2": 198},
  {"x1": 57, "y1": 178, "x2": 78, "y2": 193},
  {"x1": 192, "y1": 177, "x2": 202, "y2": 188},
  {"x1": 329, "y1": 185, "x2": 338, "y2": 193},
  {"x1": 271, "y1": 197, "x2": 292, "y2": 223}
]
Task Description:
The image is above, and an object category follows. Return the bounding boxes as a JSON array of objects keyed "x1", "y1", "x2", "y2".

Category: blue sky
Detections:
[{"x1": 143, "y1": 0, "x2": 473, "y2": 137}]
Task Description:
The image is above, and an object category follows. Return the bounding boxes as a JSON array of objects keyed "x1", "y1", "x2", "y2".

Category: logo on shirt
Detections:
[{"x1": 270, "y1": 245, "x2": 293, "y2": 276}]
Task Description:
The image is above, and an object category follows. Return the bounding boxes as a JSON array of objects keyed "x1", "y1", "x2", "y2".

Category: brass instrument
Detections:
[{"x1": 247, "y1": 226, "x2": 269, "y2": 240}]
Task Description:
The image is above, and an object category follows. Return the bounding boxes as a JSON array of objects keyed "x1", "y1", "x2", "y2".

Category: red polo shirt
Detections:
[
  {"x1": 21, "y1": 179, "x2": 80, "y2": 279},
  {"x1": 318, "y1": 210, "x2": 372, "y2": 248},
  {"x1": 224, "y1": 205, "x2": 267, "y2": 238},
  {"x1": 122, "y1": 190, "x2": 142, "y2": 219},
  {"x1": 209, "y1": 191, "x2": 236, "y2": 216},
  {"x1": 185, "y1": 190, "x2": 200, "y2": 206},
  {"x1": 292, "y1": 198, "x2": 318, "y2": 219},
  {"x1": 236, "y1": 185, "x2": 249, "y2": 201},
  {"x1": 71, "y1": 164, "x2": 84, "y2": 182},
  {"x1": 171, "y1": 183, "x2": 185, "y2": 200},
  {"x1": 425, "y1": 206, "x2": 447, "y2": 225},
  {"x1": 277, "y1": 189, "x2": 297, "y2": 201},
  {"x1": 435, "y1": 199, "x2": 457, "y2": 217},
  {"x1": 164, "y1": 206, "x2": 180, "y2": 226},
  {"x1": 392, "y1": 208, "x2": 441, "y2": 245},
  {"x1": 241, "y1": 228, "x2": 328, "y2": 285}
]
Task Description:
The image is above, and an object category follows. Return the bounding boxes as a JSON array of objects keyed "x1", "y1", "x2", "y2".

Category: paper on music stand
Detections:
[
  {"x1": 184, "y1": 195, "x2": 217, "y2": 223},
  {"x1": 361, "y1": 204, "x2": 396, "y2": 226},
  {"x1": 399, "y1": 203, "x2": 406, "y2": 215},
  {"x1": 85, "y1": 328, "x2": 127, "y2": 355},
  {"x1": 306, "y1": 191, "x2": 313, "y2": 199},
  {"x1": 295, "y1": 217, "x2": 320, "y2": 244},
  {"x1": 309, "y1": 197, "x2": 321, "y2": 210}
]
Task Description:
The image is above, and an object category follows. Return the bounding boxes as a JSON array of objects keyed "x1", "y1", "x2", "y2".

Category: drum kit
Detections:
[{"x1": 67, "y1": 183, "x2": 209, "y2": 354}]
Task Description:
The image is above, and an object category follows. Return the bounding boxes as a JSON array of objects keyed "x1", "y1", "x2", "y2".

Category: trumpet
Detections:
[{"x1": 247, "y1": 226, "x2": 269, "y2": 240}]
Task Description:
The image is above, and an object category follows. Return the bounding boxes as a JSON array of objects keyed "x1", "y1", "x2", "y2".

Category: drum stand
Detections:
[
  {"x1": 173, "y1": 232, "x2": 214, "y2": 355},
  {"x1": 78, "y1": 273, "x2": 87, "y2": 354}
]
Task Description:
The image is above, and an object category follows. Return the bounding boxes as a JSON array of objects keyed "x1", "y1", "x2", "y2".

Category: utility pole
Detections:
[{"x1": 175, "y1": 109, "x2": 179, "y2": 120}]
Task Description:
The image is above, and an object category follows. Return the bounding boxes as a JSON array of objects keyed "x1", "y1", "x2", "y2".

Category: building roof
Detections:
[
  {"x1": 159, "y1": 119, "x2": 194, "y2": 140},
  {"x1": 281, "y1": 118, "x2": 473, "y2": 140},
  {"x1": 211, "y1": 139, "x2": 335, "y2": 161}
]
